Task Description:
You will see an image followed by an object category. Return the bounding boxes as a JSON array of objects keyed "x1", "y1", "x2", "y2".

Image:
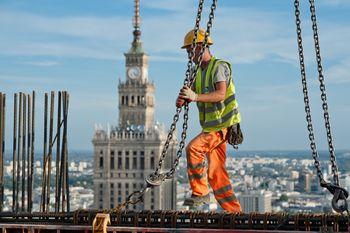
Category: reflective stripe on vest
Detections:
[{"x1": 195, "y1": 56, "x2": 241, "y2": 132}]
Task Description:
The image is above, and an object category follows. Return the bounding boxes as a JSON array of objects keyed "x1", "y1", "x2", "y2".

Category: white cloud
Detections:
[
  {"x1": 19, "y1": 60, "x2": 60, "y2": 67},
  {"x1": 325, "y1": 58, "x2": 350, "y2": 84}
]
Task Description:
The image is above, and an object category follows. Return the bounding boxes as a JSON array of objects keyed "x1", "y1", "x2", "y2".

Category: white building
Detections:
[{"x1": 238, "y1": 190, "x2": 272, "y2": 213}]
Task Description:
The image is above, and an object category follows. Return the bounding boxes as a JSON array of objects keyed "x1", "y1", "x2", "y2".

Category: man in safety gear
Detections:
[{"x1": 177, "y1": 29, "x2": 242, "y2": 213}]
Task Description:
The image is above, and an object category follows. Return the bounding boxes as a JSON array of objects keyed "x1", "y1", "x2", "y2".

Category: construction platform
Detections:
[{"x1": 0, "y1": 211, "x2": 349, "y2": 233}]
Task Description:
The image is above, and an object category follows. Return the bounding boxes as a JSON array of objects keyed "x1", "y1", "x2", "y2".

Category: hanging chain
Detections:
[
  {"x1": 294, "y1": 0, "x2": 348, "y2": 213},
  {"x1": 309, "y1": 0, "x2": 339, "y2": 186},
  {"x1": 294, "y1": 0, "x2": 324, "y2": 184}
]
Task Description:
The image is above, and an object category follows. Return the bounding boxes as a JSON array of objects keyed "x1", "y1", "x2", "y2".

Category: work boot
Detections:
[{"x1": 183, "y1": 194, "x2": 210, "y2": 207}]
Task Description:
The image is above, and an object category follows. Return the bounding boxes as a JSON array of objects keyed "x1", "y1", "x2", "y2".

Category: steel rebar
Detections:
[
  {"x1": 21, "y1": 94, "x2": 26, "y2": 211},
  {"x1": 0, "y1": 93, "x2": 4, "y2": 211},
  {"x1": 46, "y1": 91, "x2": 54, "y2": 212},
  {"x1": 16, "y1": 93, "x2": 22, "y2": 213},
  {"x1": 41, "y1": 93, "x2": 48, "y2": 212},
  {"x1": 55, "y1": 92, "x2": 62, "y2": 212},
  {"x1": 27, "y1": 95, "x2": 31, "y2": 212},
  {"x1": 12, "y1": 93, "x2": 18, "y2": 212},
  {"x1": 29, "y1": 91, "x2": 35, "y2": 213},
  {"x1": 65, "y1": 93, "x2": 70, "y2": 212}
]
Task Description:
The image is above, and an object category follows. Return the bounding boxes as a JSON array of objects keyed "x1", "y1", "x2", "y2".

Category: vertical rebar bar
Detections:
[
  {"x1": 12, "y1": 93, "x2": 18, "y2": 212},
  {"x1": 65, "y1": 93, "x2": 70, "y2": 212},
  {"x1": 55, "y1": 92, "x2": 62, "y2": 212},
  {"x1": 0, "y1": 93, "x2": 4, "y2": 211},
  {"x1": 16, "y1": 93, "x2": 22, "y2": 213},
  {"x1": 22, "y1": 94, "x2": 26, "y2": 211},
  {"x1": 27, "y1": 95, "x2": 31, "y2": 212},
  {"x1": 29, "y1": 91, "x2": 35, "y2": 213},
  {"x1": 61, "y1": 92, "x2": 66, "y2": 212},
  {"x1": 41, "y1": 93, "x2": 48, "y2": 212},
  {"x1": 46, "y1": 91, "x2": 54, "y2": 212}
]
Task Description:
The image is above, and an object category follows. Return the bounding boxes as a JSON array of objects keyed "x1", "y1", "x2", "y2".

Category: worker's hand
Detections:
[
  {"x1": 179, "y1": 86, "x2": 198, "y2": 102},
  {"x1": 176, "y1": 96, "x2": 186, "y2": 108}
]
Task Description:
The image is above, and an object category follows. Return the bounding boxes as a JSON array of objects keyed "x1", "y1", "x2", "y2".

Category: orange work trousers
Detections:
[{"x1": 186, "y1": 128, "x2": 242, "y2": 213}]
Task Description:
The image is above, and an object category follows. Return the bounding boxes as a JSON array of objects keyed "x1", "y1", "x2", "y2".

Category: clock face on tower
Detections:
[{"x1": 127, "y1": 67, "x2": 141, "y2": 79}]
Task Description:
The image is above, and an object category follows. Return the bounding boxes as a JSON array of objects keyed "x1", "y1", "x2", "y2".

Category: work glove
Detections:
[
  {"x1": 176, "y1": 96, "x2": 186, "y2": 108},
  {"x1": 179, "y1": 86, "x2": 198, "y2": 102}
]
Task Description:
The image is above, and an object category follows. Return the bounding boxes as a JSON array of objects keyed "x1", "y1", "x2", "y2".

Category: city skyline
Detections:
[{"x1": 1, "y1": 0, "x2": 350, "y2": 151}]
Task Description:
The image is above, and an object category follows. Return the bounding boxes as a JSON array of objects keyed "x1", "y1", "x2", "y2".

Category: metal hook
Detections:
[
  {"x1": 332, "y1": 188, "x2": 349, "y2": 213},
  {"x1": 145, "y1": 173, "x2": 165, "y2": 187}
]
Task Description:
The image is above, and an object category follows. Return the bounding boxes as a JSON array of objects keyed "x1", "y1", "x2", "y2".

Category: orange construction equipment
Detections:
[{"x1": 186, "y1": 128, "x2": 242, "y2": 213}]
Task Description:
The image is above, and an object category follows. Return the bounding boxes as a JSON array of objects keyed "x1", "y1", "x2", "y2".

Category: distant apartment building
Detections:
[
  {"x1": 92, "y1": 0, "x2": 177, "y2": 211},
  {"x1": 238, "y1": 191, "x2": 272, "y2": 213}
]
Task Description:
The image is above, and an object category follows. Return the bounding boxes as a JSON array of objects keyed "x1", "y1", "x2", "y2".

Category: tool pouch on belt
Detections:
[{"x1": 227, "y1": 123, "x2": 243, "y2": 149}]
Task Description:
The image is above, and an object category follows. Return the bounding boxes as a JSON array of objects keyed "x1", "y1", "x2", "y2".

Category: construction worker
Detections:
[{"x1": 177, "y1": 29, "x2": 242, "y2": 213}]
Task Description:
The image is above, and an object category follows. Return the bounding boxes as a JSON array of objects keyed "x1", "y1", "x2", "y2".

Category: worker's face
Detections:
[{"x1": 186, "y1": 43, "x2": 204, "y2": 64}]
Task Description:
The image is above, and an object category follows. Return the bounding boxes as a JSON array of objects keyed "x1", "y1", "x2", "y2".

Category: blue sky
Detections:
[{"x1": 1, "y1": 0, "x2": 350, "y2": 151}]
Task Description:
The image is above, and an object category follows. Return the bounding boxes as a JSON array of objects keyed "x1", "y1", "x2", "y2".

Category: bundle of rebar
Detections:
[{"x1": 0, "y1": 91, "x2": 70, "y2": 214}]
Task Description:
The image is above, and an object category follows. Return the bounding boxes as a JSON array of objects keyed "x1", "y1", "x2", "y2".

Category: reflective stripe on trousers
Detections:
[{"x1": 186, "y1": 128, "x2": 242, "y2": 213}]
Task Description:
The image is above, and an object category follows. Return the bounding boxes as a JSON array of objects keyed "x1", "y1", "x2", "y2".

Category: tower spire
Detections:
[{"x1": 130, "y1": 0, "x2": 143, "y2": 53}]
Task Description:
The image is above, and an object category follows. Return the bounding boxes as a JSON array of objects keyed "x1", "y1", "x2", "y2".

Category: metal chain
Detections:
[
  {"x1": 294, "y1": 0, "x2": 349, "y2": 213},
  {"x1": 294, "y1": 0, "x2": 324, "y2": 184},
  {"x1": 308, "y1": 0, "x2": 339, "y2": 186}
]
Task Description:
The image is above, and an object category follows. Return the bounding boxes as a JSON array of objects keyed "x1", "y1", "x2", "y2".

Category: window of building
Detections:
[
  {"x1": 125, "y1": 157, "x2": 129, "y2": 170},
  {"x1": 100, "y1": 183, "x2": 103, "y2": 188},
  {"x1": 140, "y1": 157, "x2": 145, "y2": 170},
  {"x1": 126, "y1": 151, "x2": 129, "y2": 156},
  {"x1": 110, "y1": 156, "x2": 114, "y2": 170},
  {"x1": 137, "y1": 96, "x2": 140, "y2": 105},
  {"x1": 118, "y1": 183, "x2": 121, "y2": 189},
  {"x1": 99, "y1": 157, "x2": 103, "y2": 169},
  {"x1": 125, "y1": 96, "x2": 129, "y2": 105},
  {"x1": 150, "y1": 157, "x2": 155, "y2": 169},
  {"x1": 131, "y1": 95, "x2": 134, "y2": 104},
  {"x1": 133, "y1": 157, "x2": 137, "y2": 169},
  {"x1": 118, "y1": 152, "x2": 122, "y2": 169},
  {"x1": 110, "y1": 204, "x2": 114, "y2": 209},
  {"x1": 121, "y1": 96, "x2": 125, "y2": 105},
  {"x1": 100, "y1": 150, "x2": 103, "y2": 155}
]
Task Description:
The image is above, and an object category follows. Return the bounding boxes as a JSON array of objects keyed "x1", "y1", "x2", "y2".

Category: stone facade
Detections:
[{"x1": 92, "y1": 0, "x2": 177, "y2": 211}]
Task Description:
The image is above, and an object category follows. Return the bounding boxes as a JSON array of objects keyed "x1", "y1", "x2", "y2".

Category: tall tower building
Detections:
[{"x1": 92, "y1": 0, "x2": 177, "y2": 211}]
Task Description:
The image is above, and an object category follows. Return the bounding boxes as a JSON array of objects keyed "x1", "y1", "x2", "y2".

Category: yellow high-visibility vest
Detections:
[{"x1": 195, "y1": 56, "x2": 241, "y2": 132}]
